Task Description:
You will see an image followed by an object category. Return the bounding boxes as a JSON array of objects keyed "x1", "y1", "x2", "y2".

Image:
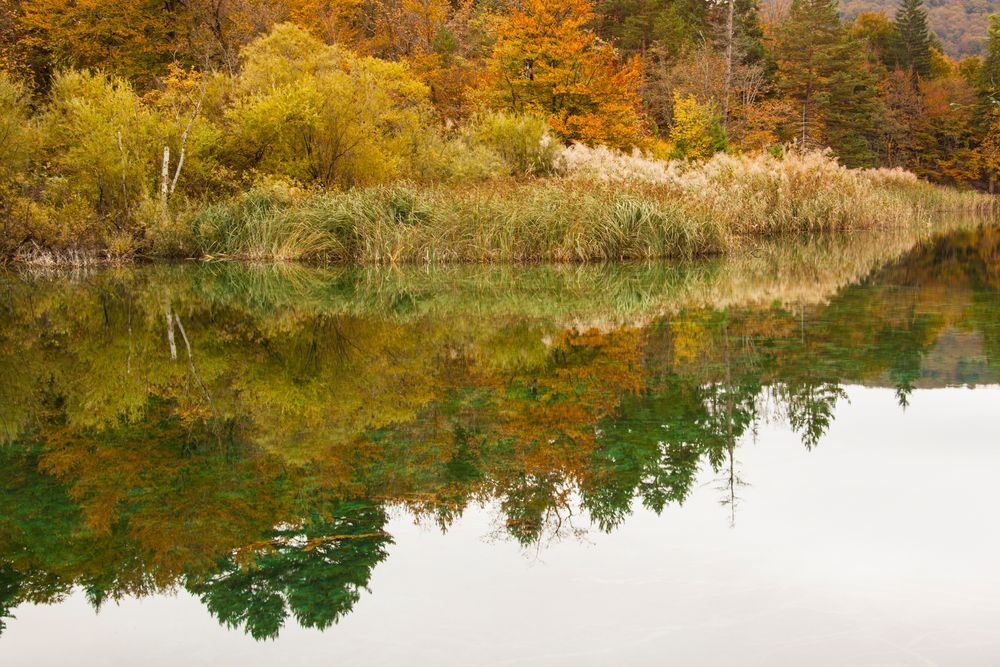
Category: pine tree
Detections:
[
  {"x1": 775, "y1": 0, "x2": 879, "y2": 166},
  {"x1": 721, "y1": 0, "x2": 769, "y2": 129},
  {"x1": 775, "y1": 0, "x2": 842, "y2": 147},
  {"x1": 893, "y1": 0, "x2": 932, "y2": 82},
  {"x1": 981, "y1": 12, "x2": 1000, "y2": 103}
]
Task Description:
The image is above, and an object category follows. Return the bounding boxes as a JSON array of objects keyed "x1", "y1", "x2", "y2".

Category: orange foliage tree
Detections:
[
  {"x1": 0, "y1": 0, "x2": 27, "y2": 78},
  {"x1": 286, "y1": 0, "x2": 366, "y2": 46},
  {"x1": 914, "y1": 73, "x2": 980, "y2": 185},
  {"x1": 20, "y1": 0, "x2": 186, "y2": 82},
  {"x1": 481, "y1": 0, "x2": 648, "y2": 150}
]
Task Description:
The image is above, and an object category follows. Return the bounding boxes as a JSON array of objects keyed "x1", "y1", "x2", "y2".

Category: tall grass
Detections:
[
  {"x1": 185, "y1": 149, "x2": 994, "y2": 263},
  {"x1": 560, "y1": 145, "x2": 991, "y2": 235},
  {"x1": 193, "y1": 187, "x2": 338, "y2": 261},
  {"x1": 190, "y1": 181, "x2": 727, "y2": 262}
]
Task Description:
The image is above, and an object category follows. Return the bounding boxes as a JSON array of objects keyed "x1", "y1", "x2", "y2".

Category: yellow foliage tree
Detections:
[
  {"x1": 225, "y1": 23, "x2": 433, "y2": 187},
  {"x1": 668, "y1": 93, "x2": 725, "y2": 160},
  {"x1": 39, "y1": 70, "x2": 159, "y2": 244},
  {"x1": 0, "y1": 72, "x2": 33, "y2": 251}
]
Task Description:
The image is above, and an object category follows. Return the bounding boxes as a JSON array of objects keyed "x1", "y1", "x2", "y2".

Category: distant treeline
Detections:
[{"x1": 840, "y1": 0, "x2": 1000, "y2": 58}]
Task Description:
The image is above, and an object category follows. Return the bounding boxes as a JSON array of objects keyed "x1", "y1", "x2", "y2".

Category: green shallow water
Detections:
[{"x1": 1, "y1": 224, "x2": 1000, "y2": 665}]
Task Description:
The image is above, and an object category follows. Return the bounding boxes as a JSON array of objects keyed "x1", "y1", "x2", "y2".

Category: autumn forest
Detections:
[
  {"x1": 0, "y1": 0, "x2": 998, "y2": 262},
  {"x1": 4, "y1": 1, "x2": 1000, "y2": 659}
]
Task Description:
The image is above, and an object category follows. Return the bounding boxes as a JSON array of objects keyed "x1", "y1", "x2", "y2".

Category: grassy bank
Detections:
[
  {"x1": 7, "y1": 221, "x2": 983, "y2": 333},
  {"x1": 13, "y1": 149, "x2": 996, "y2": 264},
  {"x1": 181, "y1": 150, "x2": 993, "y2": 263}
]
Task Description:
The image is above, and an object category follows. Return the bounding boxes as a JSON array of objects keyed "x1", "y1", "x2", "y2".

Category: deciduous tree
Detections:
[
  {"x1": 224, "y1": 23, "x2": 434, "y2": 186},
  {"x1": 482, "y1": 0, "x2": 648, "y2": 150}
]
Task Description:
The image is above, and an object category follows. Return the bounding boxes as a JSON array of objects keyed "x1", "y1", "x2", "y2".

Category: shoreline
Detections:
[{"x1": 5, "y1": 152, "x2": 996, "y2": 267}]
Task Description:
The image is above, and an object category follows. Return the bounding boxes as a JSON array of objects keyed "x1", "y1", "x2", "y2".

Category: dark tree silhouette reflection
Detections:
[{"x1": 188, "y1": 503, "x2": 391, "y2": 641}]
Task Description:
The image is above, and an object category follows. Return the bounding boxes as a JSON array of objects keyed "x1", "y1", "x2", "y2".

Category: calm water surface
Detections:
[{"x1": 2, "y1": 225, "x2": 1000, "y2": 665}]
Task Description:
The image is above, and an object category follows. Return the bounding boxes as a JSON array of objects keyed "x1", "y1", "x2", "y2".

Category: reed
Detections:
[{"x1": 184, "y1": 149, "x2": 993, "y2": 263}]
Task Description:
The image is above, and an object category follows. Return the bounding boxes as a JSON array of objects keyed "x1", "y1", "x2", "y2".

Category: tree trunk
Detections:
[
  {"x1": 160, "y1": 145, "x2": 170, "y2": 212},
  {"x1": 165, "y1": 305, "x2": 177, "y2": 360},
  {"x1": 801, "y1": 99, "x2": 809, "y2": 147},
  {"x1": 170, "y1": 84, "x2": 205, "y2": 196},
  {"x1": 116, "y1": 131, "x2": 130, "y2": 214}
]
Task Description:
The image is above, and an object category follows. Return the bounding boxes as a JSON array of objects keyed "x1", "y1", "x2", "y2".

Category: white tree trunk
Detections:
[
  {"x1": 160, "y1": 145, "x2": 170, "y2": 211},
  {"x1": 165, "y1": 305, "x2": 177, "y2": 360},
  {"x1": 170, "y1": 82, "x2": 206, "y2": 196}
]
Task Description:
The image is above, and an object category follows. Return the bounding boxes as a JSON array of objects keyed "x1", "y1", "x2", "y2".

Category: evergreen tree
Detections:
[
  {"x1": 593, "y1": 0, "x2": 710, "y2": 58},
  {"x1": 734, "y1": 0, "x2": 768, "y2": 68},
  {"x1": 775, "y1": 0, "x2": 880, "y2": 166},
  {"x1": 775, "y1": 0, "x2": 843, "y2": 148},
  {"x1": 981, "y1": 12, "x2": 1000, "y2": 104},
  {"x1": 823, "y1": 52, "x2": 882, "y2": 167},
  {"x1": 893, "y1": 0, "x2": 933, "y2": 82},
  {"x1": 722, "y1": 0, "x2": 770, "y2": 127}
]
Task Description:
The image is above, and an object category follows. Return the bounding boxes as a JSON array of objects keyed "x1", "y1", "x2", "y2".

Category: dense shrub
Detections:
[
  {"x1": 224, "y1": 23, "x2": 435, "y2": 188},
  {"x1": 0, "y1": 74, "x2": 34, "y2": 255},
  {"x1": 469, "y1": 112, "x2": 561, "y2": 176}
]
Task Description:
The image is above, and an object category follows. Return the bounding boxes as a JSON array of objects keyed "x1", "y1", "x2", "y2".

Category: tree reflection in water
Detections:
[{"x1": 1, "y1": 223, "x2": 998, "y2": 638}]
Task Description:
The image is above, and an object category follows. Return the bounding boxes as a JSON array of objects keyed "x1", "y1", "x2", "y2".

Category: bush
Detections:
[
  {"x1": 38, "y1": 70, "x2": 159, "y2": 248},
  {"x1": 469, "y1": 112, "x2": 560, "y2": 176},
  {"x1": 408, "y1": 130, "x2": 505, "y2": 183},
  {"x1": 0, "y1": 73, "x2": 35, "y2": 254},
  {"x1": 223, "y1": 23, "x2": 435, "y2": 188},
  {"x1": 668, "y1": 93, "x2": 728, "y2": 160}
]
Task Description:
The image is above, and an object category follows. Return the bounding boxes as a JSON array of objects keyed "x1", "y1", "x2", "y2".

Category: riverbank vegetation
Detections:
[
  {"x1": 1, "y1": 0, "x2": 999, "y2": 262},
  {"x1": 186, "y1": 150, "x2": 987, "y2": 262}
]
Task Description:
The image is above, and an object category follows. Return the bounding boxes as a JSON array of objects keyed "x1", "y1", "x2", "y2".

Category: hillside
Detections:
[{"x1": 841, "y1": 0, "x2": 1000, "y2": 57}]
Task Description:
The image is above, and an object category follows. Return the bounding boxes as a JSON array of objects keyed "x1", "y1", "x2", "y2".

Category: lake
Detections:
[{"x1": 2, "y1": 223, "x2": 999, "y2": 665}]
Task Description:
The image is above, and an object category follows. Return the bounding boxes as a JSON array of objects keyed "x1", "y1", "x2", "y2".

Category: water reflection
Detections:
[{"x1": 1, "y1": 224, "x2": 999, "y2": 640}]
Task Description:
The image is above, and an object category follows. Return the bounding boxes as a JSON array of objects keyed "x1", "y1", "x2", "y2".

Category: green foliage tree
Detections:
[
  {"x1": 980, "y1": 12, "x2": 1000, "y2": 105},
  {"x1": 893, "y1": 0, "x2": 933, "y2": 82},
  {"x1": 187, "y1": 503, "x2": 391, "y2": 640},
  {"x1": 775, "y1": 0, "x2": 881, "y2": 167},
  {"x1": 592, "y1": 0, "x2": 710, "y2": 58}
]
